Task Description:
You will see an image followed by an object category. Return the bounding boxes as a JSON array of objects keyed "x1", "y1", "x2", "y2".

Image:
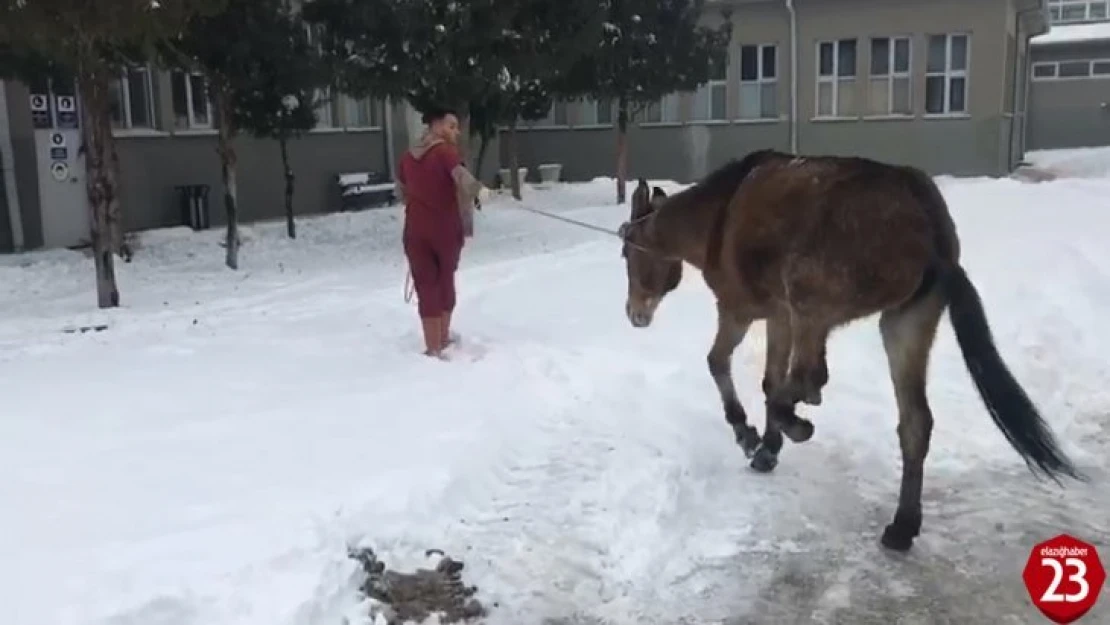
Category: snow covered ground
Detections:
[{"x1": 1, "y1": 159, "x2": 1109, "y2": 625}]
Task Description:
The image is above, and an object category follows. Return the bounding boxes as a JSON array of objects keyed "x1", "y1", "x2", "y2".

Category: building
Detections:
[
  {"x1": 507, "y1": 0, "x2": 1052, "y2": 185},
  {"x1": 1027, "y1": 0, "x2": 1110, "y2": 149},
  {"x1": 1, "y1": 0, "x2": 1104, "y2": 255}
]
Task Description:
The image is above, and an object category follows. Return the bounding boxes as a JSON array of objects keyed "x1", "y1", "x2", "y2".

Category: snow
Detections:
[
  {"x1": 1025, "y1": 145, "x2": 1110, "y2": 179},
  {"x1": 1031, "y1": 21, "x2": 1110, "y2": 45},
  {"x1": 2, "y1": 157, "x2": 1109, "y2": 625}
]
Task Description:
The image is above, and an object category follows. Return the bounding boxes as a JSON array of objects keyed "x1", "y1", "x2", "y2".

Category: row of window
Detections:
[
  {"x1": 110, "y1": 67, "x2": 381, "y2": 133},
  {"x1": 1032, "y1": 58, "x2": 1110, "y2": 80},
  {"x1": 529, "y1": 31, "x2": 970, "y2": 128},
  {"x1": 1048, "y1": 0, "x2": 1109, "y2": 24}
]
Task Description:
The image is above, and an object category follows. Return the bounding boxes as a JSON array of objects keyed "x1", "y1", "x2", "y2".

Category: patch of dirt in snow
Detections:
[{"x1": 348, "y1": 547, "x2": 488, "y2": 624}]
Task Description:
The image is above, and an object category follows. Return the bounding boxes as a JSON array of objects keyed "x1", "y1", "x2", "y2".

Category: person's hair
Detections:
[{"x1": 421, "y1": 106, "x2": 457, "y2": 125}]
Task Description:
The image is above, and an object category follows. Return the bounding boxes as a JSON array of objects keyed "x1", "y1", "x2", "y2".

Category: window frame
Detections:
[
  {"x1": 737, "y1": 42, "x2": 779, "y2": 120},
  {"x1": 111, "y1": 64, "x2": 158, "y2": 131},
  {"x1": 866, "y1": 35, "x2": 913, "y2": 117},
  {"x1": 815, "y1": 37, "x2": 859, "y2": 119},
  {"x1": 924, "y1": 32, "x2": 971, "y2": 117}
]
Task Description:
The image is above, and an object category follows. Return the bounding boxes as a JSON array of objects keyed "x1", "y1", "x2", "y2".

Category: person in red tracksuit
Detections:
[{"x1": 395, "y1": 107, "x2": 489, "y2": 358}]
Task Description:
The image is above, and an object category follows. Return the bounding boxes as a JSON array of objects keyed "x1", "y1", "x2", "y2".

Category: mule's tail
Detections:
[{"x1": 943, "y1": 264, "x2": 1086, "y2": 483}]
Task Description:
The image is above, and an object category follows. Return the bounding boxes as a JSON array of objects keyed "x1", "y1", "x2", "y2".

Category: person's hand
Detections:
[{"x1": 477, "y1": 185, "x2": 491, "y2": 204}]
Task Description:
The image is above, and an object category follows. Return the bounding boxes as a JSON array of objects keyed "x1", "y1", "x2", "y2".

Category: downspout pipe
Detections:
[
  {"x1": 383, "y1": 97, "x2": 396, "y2": 182},
  {"x1": 0, "y1": 80, "x2": 25, "y2": 252},
  {"x1": 1009, "y1": 2, "x2": 1045, "y2": 170},
  {"x1": 784, "y1": 0, "x2": 799, "y2": 154}
]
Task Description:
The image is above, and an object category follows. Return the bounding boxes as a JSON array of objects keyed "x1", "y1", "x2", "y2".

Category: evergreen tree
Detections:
[
  {"x1": 561, "y1": 0, "x2": 732, "y2": 203},
  {"x1": 167, "y1": 0, "x2": 299, "y2": 268},
  {"x1": 303, "y1": 0, "x2": 517, "y2": 162},
  {"x1": 0, "y1": 0, "x2": 227, "y2": 308},
  {"x1": 493, "y1": 0, "x2": 600, "y2": 199},
  {"x1": 230, "y1": 5, "x2": 331, "y2": 240}
]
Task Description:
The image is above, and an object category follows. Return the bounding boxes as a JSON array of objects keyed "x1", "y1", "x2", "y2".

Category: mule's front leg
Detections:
[{"x1": 708, "y1": 308, "x2": 760, "y2": 457}]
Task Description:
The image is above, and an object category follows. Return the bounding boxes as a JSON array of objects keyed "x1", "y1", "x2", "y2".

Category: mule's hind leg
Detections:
[
  {"x1": 708, "y1": 305, "x2": 761, "y2": 457},
  {"x1": 751, "y1": 314, "x2": 792, "y2": 473},
  {"x1": 766, "y1": 320, "x2": 825, "y2": 443},
  {"x1": 878, "y1": 286, "x2": 946, "y2": 552}
]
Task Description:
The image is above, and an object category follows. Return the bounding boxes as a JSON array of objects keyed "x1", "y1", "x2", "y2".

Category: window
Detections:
[
  {"x1": 534, "y1": 101, "x2": 569, "y2": 126},
  {"x1": 738, "y1": 43, "x2": 777, "y2": 119},
  {"x1": 693, "y1": 60, "x2": 727, "y2": 121},
  {"x1": 925, "y1": 33, "x2": 969, "y2": 115},
  {"x1": 641, "y1": 93, "x2": 680, "y2": 124},
  {"x1": 868, "y1": 36, "x2": 911, "y2": 116},
  {"x1": 343, "y1": 96, "x2": 379, "y2": 128},
  {"x1": 304, "y1": 24, "x2": 339, "y2": 129},
  {"x1": 816, "y1": 38, "x2": 857, "y2": 117},
  {"x1": 576, "y1": 99, "x2": 613, "y2": 126},
  {"x1": 1032, "y1": 59, "x2": 1110, "y2": 79},
  {"x1": 170, "y1": 70, "x2": 212, "y2": 129},
  {"x1": 110, "y1": 66, "x2": 156, "y2": 130},
  {"x1": 1048, "y1": 1, "x2": 1109, "y2": 23}
]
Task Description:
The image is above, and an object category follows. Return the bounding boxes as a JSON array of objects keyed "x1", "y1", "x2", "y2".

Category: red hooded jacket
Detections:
[{"x1": 397, "y1": 137, "x2": 465, "y2": 242}]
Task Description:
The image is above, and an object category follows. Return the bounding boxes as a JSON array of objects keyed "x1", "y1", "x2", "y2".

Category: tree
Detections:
[
  {"x1": 303, "y1": 0, "x2": 517, "y2": 164},
  {"x1": 167, "y1": 0, "x2": 299, "y2": 268},
  {"x1": 561, "y1": 0, "x2": 732, "y2": 203},
  {"x1": 230, "y1": 6, "x2": 330, "y2": 240},
  {"x1": 493, "y1": 0, "x2": 600, "y2": 199},
  {"x1": 0, "y1": 0, "x2": 226, "y2": 308}
]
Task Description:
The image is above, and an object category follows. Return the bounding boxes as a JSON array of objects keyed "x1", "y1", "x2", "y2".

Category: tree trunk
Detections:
[
  {"x1": 216, "y1": 88, "x2": 239, "y2": 269},
  {"x1": 508, "y1": 121, "x2": 521, "y2": 201},
  {"x1": 76, "y1": 68, "x2": 121, "y2": 309},
  {"x1": 474, "y1": 131, "x2": 490, "y2": 187},
  {"x1": 107, "y1": 137, "x2": 130, "y2": 261},
  {"x1": 616, "y1": 97, "x2": 629, "y2": 205},
  {"x1": 280, "y1": 134, "x2": 295, "y2": 239}
]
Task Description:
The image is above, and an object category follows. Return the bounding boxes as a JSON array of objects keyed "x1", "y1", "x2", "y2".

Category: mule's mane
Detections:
[{"x1": 664, "y1": 149, "x2": 787, "y2": 212}]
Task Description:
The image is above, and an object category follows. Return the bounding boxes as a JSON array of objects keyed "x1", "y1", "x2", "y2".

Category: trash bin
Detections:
[{"x1": 175, "y1": 184, "x2": 210, "y2": 230}]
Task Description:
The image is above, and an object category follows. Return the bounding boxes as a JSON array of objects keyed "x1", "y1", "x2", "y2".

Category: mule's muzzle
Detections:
[
  {"x1": 617, "y1": 221, "x2": 631, "y2": 240},
  {"x1": 625, "y1": 297, "x2": 658, "y2": 328}
]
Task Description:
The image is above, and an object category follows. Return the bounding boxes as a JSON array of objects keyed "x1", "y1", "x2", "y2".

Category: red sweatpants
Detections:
[{"x1": 404, "y1": 230, "x2": 462, "y2": 318}]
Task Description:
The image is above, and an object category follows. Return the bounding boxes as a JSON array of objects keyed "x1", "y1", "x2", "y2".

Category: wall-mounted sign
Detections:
[
  {"x1": 55, "y1": 95, "x2": 78, "y2": 129},
  {"x1": 50, "y1": 147, "x2": 68, "y2": 160},
  {"x1": 50, "y1": 161, "x2": 69, "y2": 182},
  {"x1": 30, "y1": 93, "x2": 52, "y2": 129}
]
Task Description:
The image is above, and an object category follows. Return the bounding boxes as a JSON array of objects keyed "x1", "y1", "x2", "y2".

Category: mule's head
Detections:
[{"x1": 619, "y1": 179, "x2": 682, "y2": 328}]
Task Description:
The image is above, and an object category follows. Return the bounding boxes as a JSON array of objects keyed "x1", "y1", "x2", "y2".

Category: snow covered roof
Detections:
[{"x1": 1031, "y1": 21, "x2": 1110, "y2": 46}]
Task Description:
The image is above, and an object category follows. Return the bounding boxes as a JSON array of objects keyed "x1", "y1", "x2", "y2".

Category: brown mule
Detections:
[{"x1": 618, "y1": 149, "x2": 1085, "y2": 551}]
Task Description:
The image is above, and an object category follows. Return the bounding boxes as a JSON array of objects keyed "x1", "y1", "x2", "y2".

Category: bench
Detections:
[{"x1": 336, "y1": 171, "x2": 395, "y2": 211}]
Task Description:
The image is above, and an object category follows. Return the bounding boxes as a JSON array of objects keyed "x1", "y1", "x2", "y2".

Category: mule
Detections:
[{"x1": 618, "y1": 149, "x2": 1085, "y2": 551}]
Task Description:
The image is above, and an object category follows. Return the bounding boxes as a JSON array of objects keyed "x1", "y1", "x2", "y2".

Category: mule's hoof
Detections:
[
  {"x1": 801, "y1": 387, "x2": 823, "y2": 406},
  {"x1": 782, "y1": 418, "x2": 815, "y2": 443},
  {"x1": 880, "y1": 523, "x2": 916, "y2": 552},
  {"x1": 749, "y1": 445, "x2": 779, "y2": 473},
  {"x1": 735, "y1": 426, "x2": 762, "y2": 458}
]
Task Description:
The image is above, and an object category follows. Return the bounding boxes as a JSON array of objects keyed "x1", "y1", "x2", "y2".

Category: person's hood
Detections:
[{"x1": 409, "y1": 132, "x2": 446, "y2": 160}]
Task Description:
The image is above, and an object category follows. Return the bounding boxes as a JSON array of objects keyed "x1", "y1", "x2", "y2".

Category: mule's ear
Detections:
[{"x1": 651, "y1": 186, "x2": 667, "y2": 199}]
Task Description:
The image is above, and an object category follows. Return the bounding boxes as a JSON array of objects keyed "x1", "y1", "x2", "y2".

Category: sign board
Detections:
[
  {"x1": 30, "y1": 93, "x2": 52, "y2": 129},
  {"x1": 50, "y1": 161, "x2": 69, "y2": 182},
  {"x1": 50, "y1": 147, "x2": 68, "y2": 160},
  {"x1": 55, "y1": 95, "x2": 78, "y2": 129}
]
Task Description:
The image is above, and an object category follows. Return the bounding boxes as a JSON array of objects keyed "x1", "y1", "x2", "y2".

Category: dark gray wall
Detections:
[
  {"x1": 1027, "y1": 40, "x2": 1110, "y2": 150},
  {"x1": 507, "y1": 0, "x2": 1021, "y2": 180},
  {"x1": 117, "y1": 130, "x2": 388, "y2": 232},
  {"x1": 3, "y1": 80, "x2": 44, "y2": 250}
]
